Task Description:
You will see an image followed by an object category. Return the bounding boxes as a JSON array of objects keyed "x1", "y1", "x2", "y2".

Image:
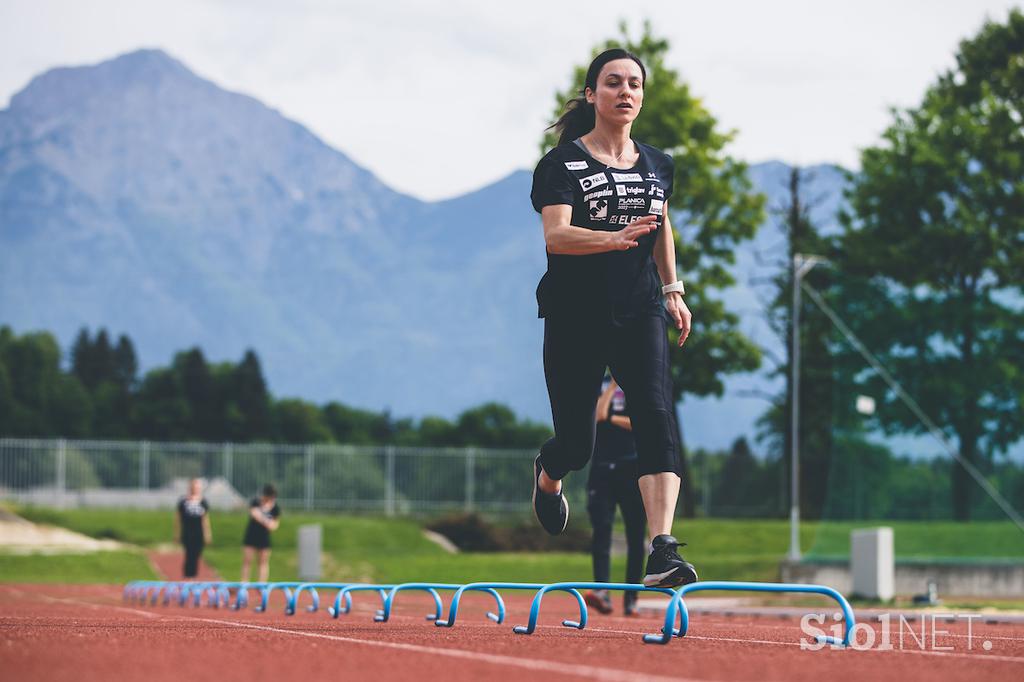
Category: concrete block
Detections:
[
  {"x1": 851, "y1": 527, "x2": 894, "y2": 600},
  {"x1": 298, "y1": 524, "x2": 322, "y2": 580}
]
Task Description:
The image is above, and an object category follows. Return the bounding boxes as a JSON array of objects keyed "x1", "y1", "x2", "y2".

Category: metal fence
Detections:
[{"x1": 0, "y1": 438, "x2": 580, "y2": 514}]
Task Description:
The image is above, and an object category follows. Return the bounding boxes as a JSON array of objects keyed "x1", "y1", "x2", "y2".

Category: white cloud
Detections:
[{"x1": 1, "y1": 0, "x2": 1020, "y2": 200}]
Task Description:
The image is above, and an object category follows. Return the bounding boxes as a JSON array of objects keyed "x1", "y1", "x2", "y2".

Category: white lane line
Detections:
[
  {"x1": 537, "y1": 624, "x2": 797, "y2": 648},
  {"x1": 888, "y1": 648, "x2": 1024, "y2": 664},
  {"x1": 185, "y1": 617, "x2": 719, "y2": 682},
  {"x1": 682, "y1": 617, "x2": 1024, "y2": 643},
  {"x1": 2, "y1": 585, "x2": 160, "y2": 619},
  {"x1": 546, "y1": 624, "x2": 1024, "y2": 664}
]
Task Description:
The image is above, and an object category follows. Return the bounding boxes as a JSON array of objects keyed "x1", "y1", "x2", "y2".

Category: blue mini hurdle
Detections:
[
  {"x1": 326, "y1": 584, "x2": 392, "y2": 618},
  {"x1": 510, "y1": 582, "x2": 676, "y2": 635},
  {"x1": 642, "y1": 580, "x2": 856, "y2": 646},
  {"x1": 376, "y1": 583, "x2": 506, "y2": 624},
  {"x1": 435, "y1": 582, "x2": 587, "y2": 629},
  {"x1": 253, "y1": 582, "x2": 306, "y2": 613}
]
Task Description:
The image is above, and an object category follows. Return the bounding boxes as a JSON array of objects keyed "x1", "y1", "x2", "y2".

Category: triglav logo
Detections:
[
  {"x1": 616, "y1": 185, "x2": 646, "y2": 196},
  {"x1": 579, "y1": 172, "x2": 608, "y2": 191},
  {"x1": 800, "y1": 612, "x2": 994, "y2": 652}
]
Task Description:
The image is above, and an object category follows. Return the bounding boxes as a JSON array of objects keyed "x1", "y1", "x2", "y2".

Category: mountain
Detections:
[{"x1": 0, "y1": 49, "x2": 845, "y2": 452}]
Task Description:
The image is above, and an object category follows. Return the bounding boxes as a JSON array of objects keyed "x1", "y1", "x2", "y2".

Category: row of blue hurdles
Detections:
[{"x1": 123, "y1": 579, "x2": 856, "y2": 646}]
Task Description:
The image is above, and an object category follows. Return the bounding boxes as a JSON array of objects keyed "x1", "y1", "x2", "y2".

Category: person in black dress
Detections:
[
  {"x1": 174, "y1": 478, "x2": 212, "y2": 579},
  {"x1": 241, "y1": 483, "x2": 280, "y2": 583}
]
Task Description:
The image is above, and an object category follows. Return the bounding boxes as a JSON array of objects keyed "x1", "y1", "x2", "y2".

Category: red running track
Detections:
[{"x1": 1, "y1": 584, "x2": 1023, "y2": 681}]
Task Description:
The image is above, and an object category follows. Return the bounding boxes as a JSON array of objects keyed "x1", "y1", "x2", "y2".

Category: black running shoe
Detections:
[
  {"x1": 532, "y1": 454, "x2": 568, "y2": 535},
  {"x1": 643, "y1": 534, "x2": 698, "y2": 588}
]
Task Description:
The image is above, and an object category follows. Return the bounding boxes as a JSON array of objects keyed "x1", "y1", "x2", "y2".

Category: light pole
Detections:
[{"x1": 789, "y1": 253, "x2": 825, "y2": 562}]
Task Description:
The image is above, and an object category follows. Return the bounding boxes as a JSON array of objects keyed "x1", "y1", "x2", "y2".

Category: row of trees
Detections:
[
  {"x1": 694, "y1": 437, "x2": 1024, "y2": 521},
  {"x1": 0, "y1": 326, "x2": 552, "y2": 448}
]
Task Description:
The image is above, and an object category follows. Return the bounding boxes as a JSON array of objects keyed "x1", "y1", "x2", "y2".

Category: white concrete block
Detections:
[
  {"x1": 851, "y1": 527, "x2": 894, "y2": 600},
  {"x1": 298, "y1": 524, "x2": 322, "y2": 580}
]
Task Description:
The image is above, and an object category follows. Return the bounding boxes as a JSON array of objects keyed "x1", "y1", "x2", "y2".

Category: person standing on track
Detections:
[
  {"x1": 240, "y1": 483, "x2": 280, "y2": 583},
  {"x1": 584, "y1": 374, "x2": 647, "y2": 615},
  {"x1": 529, "y1": 48, "x2": 698, "y2": 588},
  {"x1": 174, "y1": 477, "x2": 212, "y2": 579}
]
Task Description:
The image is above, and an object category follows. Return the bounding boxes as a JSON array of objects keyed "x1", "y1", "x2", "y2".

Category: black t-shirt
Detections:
[
  {"x1": 177, "y1": 497, "x2": 209, "y2": 544},
  {"x1": 530, "y1": 138, "x2": 675, "y2": 322},
  {"x1": 244, "y1": 497, "x2": 281, "y2": 547},
  {"x1": 593, "y1": 377, "x2": 637, "y2": 464}
]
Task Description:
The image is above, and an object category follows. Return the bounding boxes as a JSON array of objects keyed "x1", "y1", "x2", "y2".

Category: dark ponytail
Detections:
[{"x1": 548, "y1": 48, "x2": 647, "y2": 146}]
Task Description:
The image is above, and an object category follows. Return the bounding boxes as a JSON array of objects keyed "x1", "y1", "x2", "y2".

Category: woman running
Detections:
[{"x1": 530, "y1": 47, "x2": 697, "y2": 588}]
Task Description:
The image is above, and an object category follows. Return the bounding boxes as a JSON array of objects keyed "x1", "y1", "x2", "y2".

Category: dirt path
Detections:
[{"x1": 146, "y1": 550, "x2": 221, "y2": 581}]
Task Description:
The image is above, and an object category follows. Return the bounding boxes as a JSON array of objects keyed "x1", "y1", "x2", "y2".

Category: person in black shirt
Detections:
[
  {"x1": 584, "y1": 374, "x2": 647, "y2": 616},
  {"x1": 174, "y1": 478, "x2": 212, "y2": 579},
  {"x1": 241, "y1": 483, "x2": 280, "y2": 583},
  {"x1": 529, "y1": 48, "x2": 697, "y2": 588}
]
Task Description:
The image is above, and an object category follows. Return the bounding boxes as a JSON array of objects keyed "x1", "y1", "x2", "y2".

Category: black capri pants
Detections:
[
  {"x1": 182, "y1": 537, "x2": 204, "y2": 578},
  {"x1": 538, "y1": 312, "x2": 682, "y2": 480}
]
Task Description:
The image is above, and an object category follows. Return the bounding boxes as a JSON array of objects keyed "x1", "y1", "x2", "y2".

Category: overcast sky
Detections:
[{"x1": 2, "y1": 0, "x2": 1020, "y2": 200}]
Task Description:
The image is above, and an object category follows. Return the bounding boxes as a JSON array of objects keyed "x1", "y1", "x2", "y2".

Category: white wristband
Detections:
[{"x1": 661, "y1": 281, "x2": 685, "y2": 296}]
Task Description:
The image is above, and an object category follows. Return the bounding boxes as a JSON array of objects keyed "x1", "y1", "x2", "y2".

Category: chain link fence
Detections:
[{"x1": 0, "y1": 438, "x2": 577, "y2": 514}]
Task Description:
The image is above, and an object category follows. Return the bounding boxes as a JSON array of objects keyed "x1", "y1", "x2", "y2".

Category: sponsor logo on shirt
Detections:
[
  {"x1": 564, "y1": 160, "x2": 589, "y2": 171},
  {"x1": 609, "y1": 214, "x2": 644, "y2": 225},
  {"x1": 649, "y1": 199, "x2": 664, "y2": 215},
  {"x1": 616, "y1": 184, "x2": 646, "y2": 196},
  {"x1": 182, "y1": 499, "x2": 205, "y2": 517},
  {"x1": 579, "y1": 172, "x2": 608, "y2": 191},
  {"x1": 646, "y1": 172, "x2": 658, "y2": 179},
  {"x1": 649, "y1": 184, "x2": 664, "y2": 198},
  {"x1": 611, "y1": 172, "x2": 643, "y2": 183},
  {"x1": 583, "y1": 187, "x2": 613, "y2": 202},
  {"x1": 589, "y1": 199, "x2": 609, "y2": 220},
  {"x1": 618, "y1": 197, "x2": 646, "y2": 209}
]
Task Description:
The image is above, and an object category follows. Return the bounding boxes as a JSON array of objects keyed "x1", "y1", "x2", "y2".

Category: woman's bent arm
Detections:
[{"x1": 541, "y1": 204, "x2": 657, "y2": 255}]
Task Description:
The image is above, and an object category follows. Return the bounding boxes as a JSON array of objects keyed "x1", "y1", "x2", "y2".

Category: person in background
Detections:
[
  {"x1": 241, "y1": 483, "x2": 280, "y2": 583},
  {"x1": 174, "y1": 477, "x2": 212, "y2": 579},
  {"x1": 584, "y1": 374, "x2": 647, "y2": 616}
]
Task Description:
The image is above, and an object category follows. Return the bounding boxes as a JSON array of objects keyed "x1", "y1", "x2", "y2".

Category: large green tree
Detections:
[
  {"x1": 542, "y1": 22, "x2": 764, "y2": 515},
  {"x1": 837, "y1": 10, "x2": 1024, "y2": 520}
]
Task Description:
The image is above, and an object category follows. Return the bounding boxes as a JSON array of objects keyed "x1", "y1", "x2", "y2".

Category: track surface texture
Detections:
[{"x1": 2, "y1": 584, "x2": 1023, "y2": 681}]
